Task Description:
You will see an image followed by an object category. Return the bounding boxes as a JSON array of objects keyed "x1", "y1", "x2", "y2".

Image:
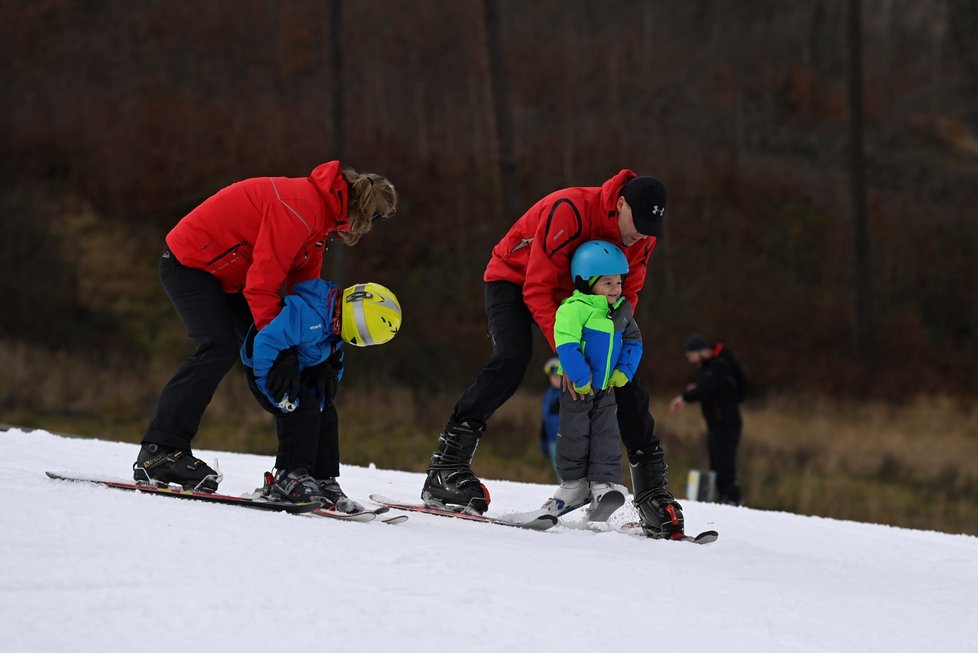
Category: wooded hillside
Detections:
[{"x1": 2, "y1": 0, "x2": 976, "y2": 398}]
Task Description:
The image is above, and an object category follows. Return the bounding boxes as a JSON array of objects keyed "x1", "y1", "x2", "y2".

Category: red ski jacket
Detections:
[
  {"x1": 166, "y1": 161, "x2": 350, "y2": 330},
  {"x1": 483, "y1": 169, "x2": 657, "y2": 350}
]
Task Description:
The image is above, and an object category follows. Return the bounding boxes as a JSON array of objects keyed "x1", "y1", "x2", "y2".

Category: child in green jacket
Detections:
[{"x1": 540, "y1": 241, "x2": 642, "y2": 520}]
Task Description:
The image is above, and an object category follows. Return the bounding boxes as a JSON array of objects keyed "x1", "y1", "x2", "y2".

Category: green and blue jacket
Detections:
[{"x1": 554, "y1": 290, "x2": 643, "y2": 391}]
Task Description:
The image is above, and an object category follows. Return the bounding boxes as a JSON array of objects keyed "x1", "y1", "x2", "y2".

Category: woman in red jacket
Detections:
[{"x1": 133, "y1": 161, "x2": 397, "y2": 492}]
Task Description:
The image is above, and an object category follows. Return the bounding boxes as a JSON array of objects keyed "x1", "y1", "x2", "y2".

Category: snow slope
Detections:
[{"x1": 1, "y1": 428, "x2": 975, "y2": 653}]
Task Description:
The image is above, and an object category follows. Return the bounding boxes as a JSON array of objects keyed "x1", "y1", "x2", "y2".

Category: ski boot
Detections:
[
  {"x1": 421, "y1": 420, "x2": 490, "y2": 514},
  {"x1": 540, "y1": 478, "x2": 591, "y2": 516},
  {"x1": 133, "y1": 443, "x2": 222, "y2": 493},
  {"x1": 584, "y1": 481, "x2": 627, "y2": 521},
  {"x1": 629, "y1": 446, "x2": 685, "y2": 539},
  {"x1": 264, "y1": 468, "x2": 327, "y2": 504},
  {"x1": 317, "y1": 477, "x2": 365, "y2": 514}
]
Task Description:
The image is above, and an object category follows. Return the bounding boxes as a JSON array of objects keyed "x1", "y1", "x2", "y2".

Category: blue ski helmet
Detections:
[{"x1": 570, "y1": 240, "x2": 629, "y2": 290}]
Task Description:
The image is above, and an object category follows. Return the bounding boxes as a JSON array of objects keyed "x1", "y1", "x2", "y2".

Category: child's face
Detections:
[
  {"x1": 548, "y1": 373, "x2": 562, "y2": 388},
  {"x1": 591, "y1": 275, "x2": 623, "y2": 304}
]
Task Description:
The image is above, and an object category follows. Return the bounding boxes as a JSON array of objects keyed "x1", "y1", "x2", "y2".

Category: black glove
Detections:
[
  {"x1": 265, "y1": 347, "x2": 300, "y2": 405},
  {"x1": 305, "y1": 350, "x2": 342, "y2": 404}
]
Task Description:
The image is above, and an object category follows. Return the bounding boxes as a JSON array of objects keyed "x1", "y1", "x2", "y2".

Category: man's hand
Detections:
[
  {"x1": 561, "y1": 373, "x2": 588, "y2": 400},
  {"x1": 669, "y1": 395, "x2": 685, "y2": 413},
  {"x1": 560, "y1": 376, "x2": 594, "y2": 401}
]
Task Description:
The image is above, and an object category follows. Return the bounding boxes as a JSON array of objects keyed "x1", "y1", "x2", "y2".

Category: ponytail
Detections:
[{"x1": 340, "y1": 167, "x2": 398, "y2": 245}]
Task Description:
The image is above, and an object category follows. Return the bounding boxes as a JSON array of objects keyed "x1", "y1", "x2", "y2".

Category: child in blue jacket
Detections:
[
  {"x1": 540, "y1": 357, "x2": 562, "y2": 481},
  {"x1": 241, "y1": 279, "x2": 401, "y2": 509}
]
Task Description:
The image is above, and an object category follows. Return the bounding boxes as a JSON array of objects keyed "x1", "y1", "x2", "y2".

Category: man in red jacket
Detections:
[
  {"x1": 422, "y1": 170, "x2": 686, "y2": 539},
  {"x1": 134, "y1": 162, "x2": 397, "y2": 492}
]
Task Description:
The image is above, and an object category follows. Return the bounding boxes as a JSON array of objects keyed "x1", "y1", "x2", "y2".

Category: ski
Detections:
[
  {"x1": 583, "y1": 489, "x2": 626, "y2": 522},
  {"x1": 615, "y1": 521, "x2": 719, "y2": 544},
  {"x1": 368, "y1": 494, "x2": 557, "y2": 531},
  {"x1": 310, "y1": 505, "x2": 408, "y2": 525},
  {"x1": 45, "y1": 471, "x2": 322, "y2": 514}
]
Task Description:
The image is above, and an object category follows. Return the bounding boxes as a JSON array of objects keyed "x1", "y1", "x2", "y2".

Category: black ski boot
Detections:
[
  {"x1": 421, "y1": 420, "x2": 490, "y2": 514},
  {"x1": 317, "y1": 477, "x2": 365, "y2": 513},
  {"x1": 133, "y1": 443, "x2": 221, "y2": 493},
  {"x1": 264, "y1": 469, "x2": 327, "y2": 504},
  {"x1": 629, "y1": 446, "x2": 685, "y2": 539}
]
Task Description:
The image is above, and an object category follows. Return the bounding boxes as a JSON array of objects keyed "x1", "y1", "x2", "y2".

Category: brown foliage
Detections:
[{"x1": 0, "y1": 0, "x2": 975, "y2": 398}]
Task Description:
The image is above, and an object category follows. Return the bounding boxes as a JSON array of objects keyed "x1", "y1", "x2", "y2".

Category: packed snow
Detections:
[{"x1": 1, "y1": 427, "x2": 975, "y2": 653}]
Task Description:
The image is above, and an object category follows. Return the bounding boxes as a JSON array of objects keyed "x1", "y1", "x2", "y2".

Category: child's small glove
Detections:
[
  {"x1": 608, "y1": 369, "x2": 630, "y2": 388},
  {"x1": 572, "y1": 380, "x2": 592, "y2": 395}
]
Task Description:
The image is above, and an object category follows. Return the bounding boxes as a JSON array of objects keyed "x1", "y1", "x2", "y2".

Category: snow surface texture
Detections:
[{"x1": 1, "y1": 428, "x2": 975, "y2": 653}]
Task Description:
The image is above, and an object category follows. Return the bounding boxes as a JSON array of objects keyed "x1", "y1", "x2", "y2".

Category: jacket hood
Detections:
[
  {"x1": 289, "y1": 278, "x2": 335, "y2": 323},
  {"x1": 599, "y1": 169, "x2": 637, "y2": 214},
  {"x1": 592, "y1": 169, "x2": 638, "y2": 243},
  {"x1": 309, "y1": 161, "x2": 348, "y2": 226}
]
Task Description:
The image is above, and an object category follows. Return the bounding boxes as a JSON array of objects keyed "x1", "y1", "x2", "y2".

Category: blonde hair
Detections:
[{"x1": 340, "y1": 167, "x2": 398, "y2": 245}]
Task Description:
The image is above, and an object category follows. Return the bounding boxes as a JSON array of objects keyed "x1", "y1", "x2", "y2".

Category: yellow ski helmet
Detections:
[
  {"x1": 340, "y1": 282, "x2": 401, "y2": 347},
  {"x1": 543, "y1": 357, "x2": 561, "y2": 376}
]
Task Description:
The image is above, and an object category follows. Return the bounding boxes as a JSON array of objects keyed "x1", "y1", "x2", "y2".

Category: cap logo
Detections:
[{"x1": 651, "y1": 205, "x2": 665, "y2": 216}]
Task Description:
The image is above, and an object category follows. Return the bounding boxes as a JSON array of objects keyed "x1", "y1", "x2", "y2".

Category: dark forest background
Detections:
[
  {"x1": 2, "y1": 0, "x2": 976, "y2": 398},
  {"x1": 1, "y1": 2, "x2": 977, "y2": 534}
]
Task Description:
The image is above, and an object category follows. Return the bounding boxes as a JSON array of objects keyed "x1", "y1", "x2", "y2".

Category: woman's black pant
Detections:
[{"x1": 143, "y1": 247, "x2": 252, "y2": 451}]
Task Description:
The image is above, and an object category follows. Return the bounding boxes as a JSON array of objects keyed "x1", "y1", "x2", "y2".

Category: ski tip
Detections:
[{"x1": 690, "y1": 530, "x2": 719, "y2": 544}]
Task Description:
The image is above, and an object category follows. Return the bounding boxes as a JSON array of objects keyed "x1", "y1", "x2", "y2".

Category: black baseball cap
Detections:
[
  {"x1": 621, "y1": 176, "x2": 667, "y2": 237},
  {"x1": 684, "y1": 334, "x2": 711, "y2": 352}
]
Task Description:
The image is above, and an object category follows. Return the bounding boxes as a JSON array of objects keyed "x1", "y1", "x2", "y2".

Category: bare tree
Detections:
[
  {"x1": 848, "y1": 0, "x2": 873, "y2": 372},
  {"x1": 326, "y1": 0, "x2": 347, "y2": 285},
  {"x1": 482, "y1": 0, "x2": 520, "y2": 221}
]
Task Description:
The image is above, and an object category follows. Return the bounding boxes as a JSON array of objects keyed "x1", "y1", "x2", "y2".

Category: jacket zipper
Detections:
[{"x1": 206, "y1": 241, "x2": 246, "y2": 271}]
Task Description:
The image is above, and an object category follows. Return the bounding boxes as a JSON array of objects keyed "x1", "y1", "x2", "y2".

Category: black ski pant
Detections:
[
  {"x1": 143, "y1": 246, "x2": 253, "y2": 451},
  {"x1": 451, "y1": 281, "x2": 661, "y2": 456},
  {"x1": 708, "y1": 427, "x2": 742, "y2": 503},
  {"x1": 246, "y1": 373, "x2": 341, "y2": 479}
]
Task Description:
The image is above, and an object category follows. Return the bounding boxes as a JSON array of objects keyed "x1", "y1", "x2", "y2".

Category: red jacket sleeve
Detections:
[
  {"x1": 524, "y1": 200, "x2": 586, "y2": 350},
  {"x1": 245, "y1": 202, "x2": 313, "y2": 330}
]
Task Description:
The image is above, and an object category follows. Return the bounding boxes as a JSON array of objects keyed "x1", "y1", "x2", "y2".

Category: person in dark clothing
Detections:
[{"x1": 669, "y1": 334, "x2": 747, "y2": 505}]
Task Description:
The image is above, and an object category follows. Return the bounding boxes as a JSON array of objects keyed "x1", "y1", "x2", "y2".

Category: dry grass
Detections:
[{"x1": 2, "y1": 341, "x2": 975, "y2": 534}]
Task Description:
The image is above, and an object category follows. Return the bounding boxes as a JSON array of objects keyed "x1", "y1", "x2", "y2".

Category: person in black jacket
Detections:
[{"x1": 669, "y1": 334, "x2": 747, "y2": 505}]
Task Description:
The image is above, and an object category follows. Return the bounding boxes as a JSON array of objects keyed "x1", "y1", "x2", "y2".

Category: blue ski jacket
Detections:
[{"x1": 240, "y1": 278, "x2": 343, "y2": 409}]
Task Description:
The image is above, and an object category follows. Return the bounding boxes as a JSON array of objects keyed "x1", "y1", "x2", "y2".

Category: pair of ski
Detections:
[
  {"x1": 46, "y1": 472, "x2": 717, "y2": 543},
  {"x1": 44, "y1": 471, "x2": 407, "y2": 525},
  {"x1": 371, "y1": 491, "x2": 719, "y2": 545}
]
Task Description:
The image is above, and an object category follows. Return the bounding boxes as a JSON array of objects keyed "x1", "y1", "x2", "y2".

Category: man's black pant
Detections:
[
  {"x1": 143, "y1": 246, "x2": 253, "y2": 451},
  {"x1": 708, "y1": 427, "x2": 742, "y2": 503},
  {"x1": 451, "y1": 281, "x2": 660, "y2": 454}
]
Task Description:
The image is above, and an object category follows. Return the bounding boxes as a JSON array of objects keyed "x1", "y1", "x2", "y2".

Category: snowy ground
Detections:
[{"x1": 1, "y1": 428, "x2": 975, "y2": 653}]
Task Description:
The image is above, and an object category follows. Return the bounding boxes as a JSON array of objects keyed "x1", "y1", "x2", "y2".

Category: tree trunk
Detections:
[
  {"x1": 482, "y1": 0, "x2": 520, "y2": 221},
  {"x1": 326, "y1": 0, "x2": 347, "y2": 285},
  {"x1": 848, "y1": 0, "x2": 873, "y2": 372}
]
